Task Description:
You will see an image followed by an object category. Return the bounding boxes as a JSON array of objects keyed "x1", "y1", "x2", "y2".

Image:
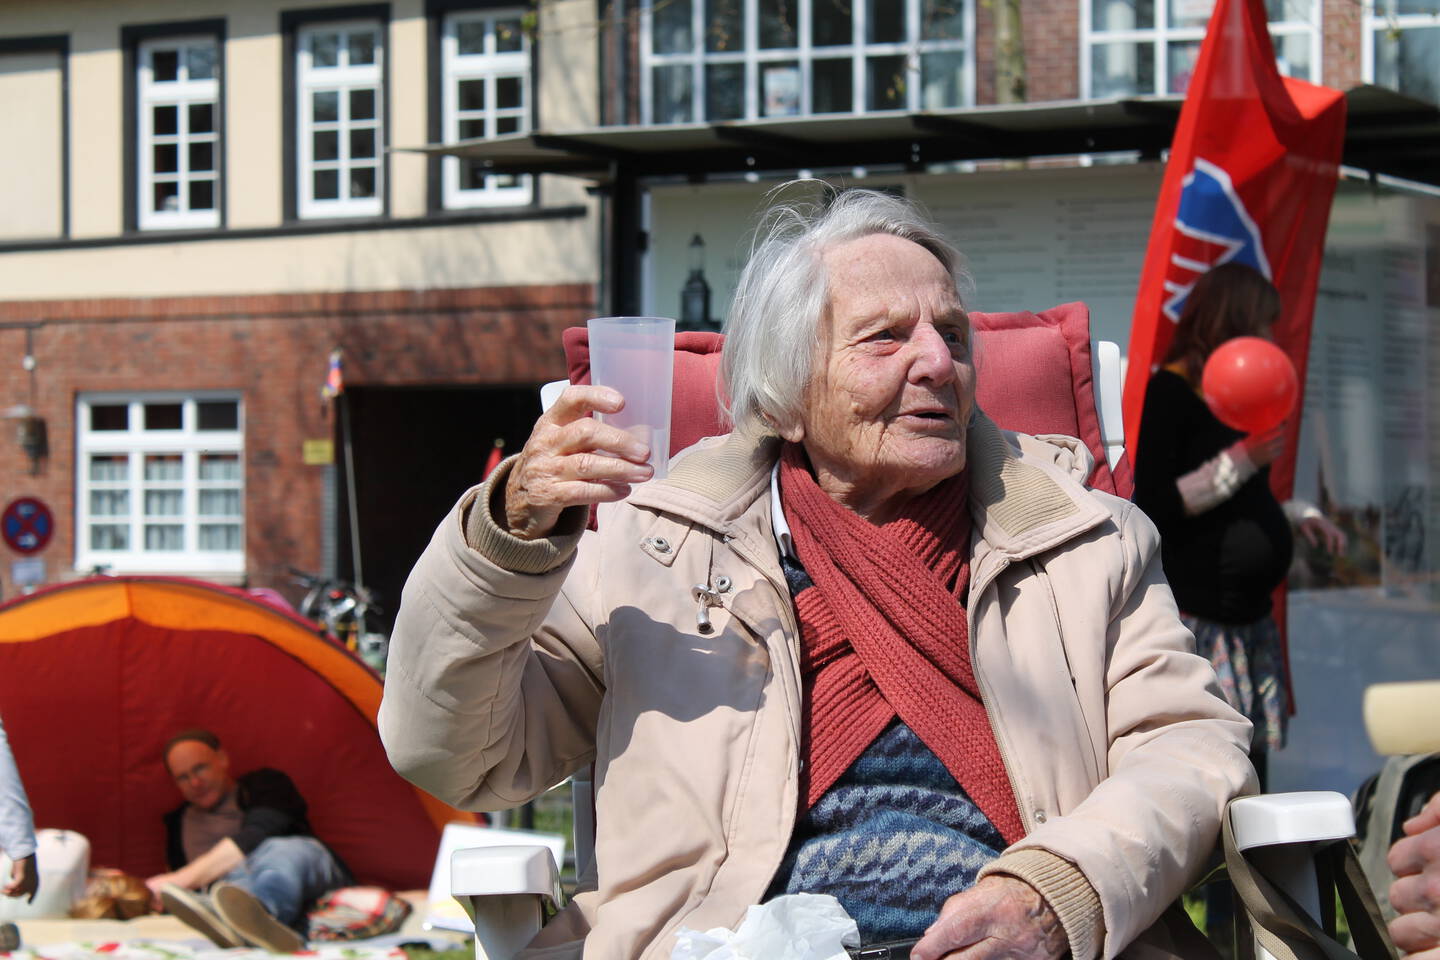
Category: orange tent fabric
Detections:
[{"x1": 0, "y1": 576, "x2": 479, "y2": 890}]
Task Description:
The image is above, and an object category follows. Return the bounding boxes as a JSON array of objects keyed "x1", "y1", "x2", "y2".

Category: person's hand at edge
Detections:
[
  {"x1": 1388, "y1": 790, "x2": 1440, "y2": 959},
  {"x1": 1241, "y1": 422, "x2": 1287, "y2": 469},
  {"x1": 504, "y1": 385, "x2": 654, "y2": 541},
  {"x1": 911, "y1": 875, "x2": 1068, "y2": 960},
  {"x1": 1298, "y1": 513, "x2": 1347, "y2": 555},
  {"x1": 2, "y1": 854, "x2": 36, "y2": 902}
]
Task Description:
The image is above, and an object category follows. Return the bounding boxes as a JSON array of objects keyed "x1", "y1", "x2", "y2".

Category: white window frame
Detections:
[
  {"x1": 138, "y1": 36, "x2": 221, "y2": 230},
  {"x1": 1081, "y1": 0, "x2": 1322, "y2": 99},
  {"x1": 75, "y1": 393, "x2": 245, "y2": 576},
  {"x1": 639, "y1": 0, "x2": 975, "y2": 124},
  {"x1": 297, "y1": 19, "x2": 385, "y2": 219},
  {"x1": 1362, "y1": 2, "x2": 1440, "y2": 102},
  {"x1": 442, "y1": 9, "x2": 533, "y2": 207}
]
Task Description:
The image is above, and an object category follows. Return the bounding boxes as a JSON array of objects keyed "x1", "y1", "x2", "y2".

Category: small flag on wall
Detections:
[
  {"x1": 483, "y1": 439, "x2": 505, "y2": 479},
  {"x1": 321, "y1": 349, "x2": 345, "y2": 400}
]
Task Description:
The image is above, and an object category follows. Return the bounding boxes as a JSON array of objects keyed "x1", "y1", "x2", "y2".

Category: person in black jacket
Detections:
[{"x1": 145, "y1": 728, "x2": 351, "y2": 952}]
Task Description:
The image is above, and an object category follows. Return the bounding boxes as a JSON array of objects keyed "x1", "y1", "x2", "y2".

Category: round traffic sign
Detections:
[{"x1": 2, "y1": 497, "x2": 54, "y2": 554}]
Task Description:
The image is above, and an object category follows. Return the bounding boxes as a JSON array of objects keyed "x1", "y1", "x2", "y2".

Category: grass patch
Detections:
[{"x1": 403, "y1": 947, "x2": 472, "y2": 960}]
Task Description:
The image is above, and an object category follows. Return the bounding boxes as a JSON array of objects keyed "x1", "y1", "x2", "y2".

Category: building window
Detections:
[
  {"x1": 640, "y1": 0, "x2": 973, "y2": 123},
  {"x1": 138, "y1": 37, "x2": 221, "y2": 230},
  {"x1": 1367, "y1": 1, "x2": 1440, "y2": 106},
  {"x1": 76, "y1": 394, "x2": 244, "y2": 575},
  {"x1": 442, "y1": 9, "x2": 532, "y2": 207},
  {"x1": 297, "y1": 20, "x2": 384, "y2": 218},
  {"x1": 1084, "y1": 0, "x2": 1320, "y2": 98}
]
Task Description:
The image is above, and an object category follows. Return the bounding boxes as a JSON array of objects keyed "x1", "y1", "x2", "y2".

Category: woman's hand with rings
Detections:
[{"x1": 504, "y1": 385, "x2": 654, "y2": 540}]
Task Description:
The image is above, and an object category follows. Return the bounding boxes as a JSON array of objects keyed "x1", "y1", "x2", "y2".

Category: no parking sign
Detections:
[{"x1": 2, "y1": 497, "x2": 54, "y2": 554}]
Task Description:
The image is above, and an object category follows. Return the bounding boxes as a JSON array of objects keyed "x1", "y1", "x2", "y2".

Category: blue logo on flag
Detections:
[{"x1": 1163, "y1": 158, "x2": 1272, "y2": 322}]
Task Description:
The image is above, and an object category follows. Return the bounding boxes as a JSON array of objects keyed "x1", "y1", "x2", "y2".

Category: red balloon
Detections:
[{"x1": 1201, "y1": 336, "x2": 1298, "y2": 434}]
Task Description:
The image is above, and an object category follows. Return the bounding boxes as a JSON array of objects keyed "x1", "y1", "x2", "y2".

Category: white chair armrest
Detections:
[
  {"x1": 1092, "y1": 340, "x2": 1125, "y2": 472},
  {"x1": 453, "y1": 845, "x2": 565, "y2": 960}
]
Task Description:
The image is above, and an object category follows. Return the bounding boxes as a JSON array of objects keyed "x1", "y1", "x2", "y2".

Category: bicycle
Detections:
[{"x1": 287, "y1": 567, "x2": 389, "y2": 672}]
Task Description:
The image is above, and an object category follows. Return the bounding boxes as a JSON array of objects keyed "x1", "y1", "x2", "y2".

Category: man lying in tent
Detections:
[{"x1": 145, "y1": 728, "x2": 352, "y2": 952}]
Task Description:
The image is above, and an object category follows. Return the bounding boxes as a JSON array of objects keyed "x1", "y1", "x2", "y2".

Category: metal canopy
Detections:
[{"x1": 401, "y1": 86, "x2": 1440, "y2": 187}]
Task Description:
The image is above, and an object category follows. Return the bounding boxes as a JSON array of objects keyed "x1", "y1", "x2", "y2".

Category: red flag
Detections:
[
  {"x1": 482, "y1": 439, "x2": 505, "y2": 479},
  {"x1": 321, "y1": 348, "x2": 344, "y2": 401},
  {"x1": 1122, "y1": 0, "x2": 1346, "y2": 504}
]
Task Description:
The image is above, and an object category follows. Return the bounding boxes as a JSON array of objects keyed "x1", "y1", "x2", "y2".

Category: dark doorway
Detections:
[{"x1": 336, "y1": 385, "x2": 542, "y2": 634}]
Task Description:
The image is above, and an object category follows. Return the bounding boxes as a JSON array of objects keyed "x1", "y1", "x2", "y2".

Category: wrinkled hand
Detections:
[
  {"x1": 1242, "y1": 422, "x2": 1287, "y2": 468},
  {"x1": 1388, "y1": 791, "x2": 1440, "y2": 959},
  {"x1": 1298, "y1": 514, "x2": 1347, "y2": 555},
  {"x1": 2, "y1": 853, "x2": 36, "y2": 902},
  {"x1": 911, "y1": 876, "x2": 1067, "y2": 960},
  {"x1": 144, "y1": 872, "x2": 183, "y2": 911},
  {"x1": 504, "y1": 385, "x2": 654, "y2": 540}
]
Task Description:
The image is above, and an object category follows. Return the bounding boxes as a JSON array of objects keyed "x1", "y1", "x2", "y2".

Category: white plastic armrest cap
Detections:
[
  {"x1": 452, "y1": 845, "x2": 561, "y2": 899},
  {"x1": 1229, "y1": 791, "x2": 1356, "y2": 851}
]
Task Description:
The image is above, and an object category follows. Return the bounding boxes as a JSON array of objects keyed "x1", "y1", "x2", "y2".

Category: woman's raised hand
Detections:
[
  {"x1": 503, "y1": 385, "x2": 654, "y2": 540},
  {"x1": 1242, "y1": 422, "x2": 1287, "y2": 468}
]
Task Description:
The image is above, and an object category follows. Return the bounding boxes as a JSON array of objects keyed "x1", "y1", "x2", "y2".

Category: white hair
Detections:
[{"x1": 718, "y1": 184, "x2": 971, "y2": 434}]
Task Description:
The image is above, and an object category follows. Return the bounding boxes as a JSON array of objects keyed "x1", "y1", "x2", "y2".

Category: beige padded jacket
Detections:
[{"x1": 379, "y1": 413, "x2": 1256, "y2": 960}]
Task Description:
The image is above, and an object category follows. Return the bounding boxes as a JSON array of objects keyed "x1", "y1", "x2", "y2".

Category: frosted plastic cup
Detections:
[{"x1": 587, "y1": 316, "x2": 675, "y2": 480}]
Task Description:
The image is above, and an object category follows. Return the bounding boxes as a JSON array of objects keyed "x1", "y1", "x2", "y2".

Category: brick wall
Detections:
[
  {"x1": 975, "y1": 0, "x2": 1082, "y2": 105},
  {"x1": 0, "y1": 283, "x2": 593, "y2": 599}
]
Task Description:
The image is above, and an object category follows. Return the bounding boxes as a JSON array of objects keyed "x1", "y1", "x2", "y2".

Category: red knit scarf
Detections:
[{"x1": 778, "y1": 443, "x2": 1024, "y2": 844}]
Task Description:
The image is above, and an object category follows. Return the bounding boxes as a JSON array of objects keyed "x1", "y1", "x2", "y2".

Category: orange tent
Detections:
[{"x1": 0, "y1": 576, "x2": 479, "y2": 890}]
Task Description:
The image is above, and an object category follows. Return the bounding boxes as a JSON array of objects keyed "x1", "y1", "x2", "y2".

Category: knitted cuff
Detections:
[
  {"x1": 980, "y1": 848, "x2": 1104, "y2": 960},
  {"x1": 461, "y1": 455, "x2": 587, "y2": 575}
]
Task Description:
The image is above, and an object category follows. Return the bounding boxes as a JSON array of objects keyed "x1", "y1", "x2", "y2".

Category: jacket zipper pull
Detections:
[{"x1": 691, "y1": 584, "x2": 722, "y2": 633}]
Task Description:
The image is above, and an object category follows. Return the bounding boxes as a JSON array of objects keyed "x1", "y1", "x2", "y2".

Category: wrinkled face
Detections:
[
  {"x1": 784, "y1": 233, "x2": 976, "y2": 515},
  {"x1": 165, "y1": 740, "x2": 233, "y2": 811}
]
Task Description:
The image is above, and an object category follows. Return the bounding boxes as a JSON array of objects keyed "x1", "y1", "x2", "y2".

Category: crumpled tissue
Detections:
[{"x1": 670, "y1": 893, "x2": 860, "y2": 960}]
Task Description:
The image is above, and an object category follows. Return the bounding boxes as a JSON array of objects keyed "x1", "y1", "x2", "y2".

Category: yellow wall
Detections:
[{"x1": 0, "y1": 51, "x2": 65, "y2": 240}]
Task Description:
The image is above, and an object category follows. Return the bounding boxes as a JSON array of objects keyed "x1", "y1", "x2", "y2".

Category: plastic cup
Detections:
[{"x1": 587, "y1": 316, "x2": 675, "y2": 480}]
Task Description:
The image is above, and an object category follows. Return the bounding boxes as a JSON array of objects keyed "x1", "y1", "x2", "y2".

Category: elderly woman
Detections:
[{"x1": 379, "y1": 188, "x2": 1255, "y2": 960}]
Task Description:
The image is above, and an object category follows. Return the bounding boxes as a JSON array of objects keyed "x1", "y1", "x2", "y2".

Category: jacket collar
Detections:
[{"x1": 627, "y1": 412, "x2": 1111, "y2": 563}]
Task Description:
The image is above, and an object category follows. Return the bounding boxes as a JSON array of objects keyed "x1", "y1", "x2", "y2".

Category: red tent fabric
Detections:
[{"x1": 0, "y1": 576, "x2": 480, "y2": 890}]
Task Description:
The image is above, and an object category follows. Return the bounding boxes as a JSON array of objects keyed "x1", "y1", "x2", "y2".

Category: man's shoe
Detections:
[
  {"x1": 159, "y1": 884, "x2": 246, "y2": 949},
  {"x1": 212, "y1": 882, "x2": 305, "y2": 953}
]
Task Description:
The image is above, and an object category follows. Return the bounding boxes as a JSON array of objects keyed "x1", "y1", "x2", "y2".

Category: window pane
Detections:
[
  {"x1": 652, "y1": 64, "x2": 693, "y2": 122},
  {"x1": 705, "y1": 62, "x2": 744, "y2": 119},
  {"x1": 922, "y1": 51, "x2": 966, "y2": 108},
  {"x1": 154, "y1": 105, "x2": 179, "y2": 136},
  {"x1": 90, "y1": 490, "x2": 130, "y2": 516},
  {"x1": 152, "y1": 49, "x2": 180, "y2": 82},
  {"x1": 1273, "y1": 31, "x2": 1311, "y2": 80},
  {"x1": 188, "y1": 44, "x2": 217, "y2": 80},
  {"x1": 496, "y1": 18, "x2": 524, "y2": 52},
  {"x1": 154, "y1": 143, "x2": 179, "y2": 174},
  {"x1": 461, "y1": 158, "x2": 488, "y2": 189},
  {"x1": 1091, "y1": 41, "x2": 1155, "y2": 96},
  {"x1": 1374, "y1": 25, "x2": 1440, "y2": 104},
  {"x1": 313, "y1": 91, "x2": 339, "y2": 124},
  {"x1": 1266, "y1": 0, "x2": 1312, "y2": 20},
  {"x1": 459, "y1": 118, "x2": 487, "y2": 139},
  {"x1": 199, "y1": 524, "x2": 242, "y2": 551},
  {"x1": 1093, "y1": 0, "x2": 1155, "y2": 31},
  {"x1": 311, "y1": 32, "x2": 341, "y2": 68},
  {"x1": 145, "y1": 525, "x2": 184, "y2": 550},
  {"x1": 348, "y1": 31, "x2": 376, "y2": 66},
  {"x1": 760, "y1": 3, "x2": 797, "y2": 48},
  {"x1": 1167, "y1": 39, "x2": 1200, "y2": 93},
  {"x1": 496, "y1": 115, "x2": 520, "y2": 134},
  {"x1": 867, "y1": 54, "x2": 907, "y2": 110},
  {"x1": 496, "y1": 76, "x2": 522, "y2": 109},
  {"x1": 190, "y1": 103, "x2": 215, "y2": 134},
  {"x1": 89, "y1": 453, "x2": 129, "y2": 480},
  {"x1": 922, "y1": 0, "x2": 967, "y2": 40},
  {"x1": 197, "y1": 402, "x2": 238, "y2": 431},
  {"x1": 867, "y1": 0, "x2": 904, "y2": 43},
  {"x1": 346, "y1": 89, "x2": 374, "y2": 122},
  {"x1": 351, "y1": 166, "x2": 377, "y2": 199},
  {"x1": 314, "y1": 169, "x2": 340, "y2": 200},
  {"x1": 153, "y1": 182, "x2": 180, "y2": 213},
  {"x1": 91, "y1": 525, "x2": 129, "y2": 550},
  {"x1": 458, "y1": 20, "x2": 487, "y2": 55},
  {"x1": 813, "y1": 0, "x2": 852, "y2": 46},
  {"x1": 315, "y1": 130, "x2": 340, "y2": 161},
  {"x1": 812, "y1": 58, "x2": 853, "y2": 113},
  {"x1": 145, "y1": 489, "x2": 183, "y2": 516},
  {"x1": 199, "y1": 452, "x2": 240, "y2": 479},
  {"x1": 144, "y1": 403, "x2": 183, "y2": 430},
  {"x1": 653, "y1": 0, "x2": 693, "y2": 53},
  {"x1": 1168, "y1": 0, "x2": 1213, "y2": 29},
  {"x1": 199, "y1": 489, "x2": 241, "y2": 516},
  {"x1": 189, "y1": 180, "x2": 215, "y2": 211},
  {"x1": 706, "y1": 0, "x2": 743, "y2": 52},
  {"x1": 762, "y1": 63, "x2": 801, "y2": 116},
  {"x1": 90, "y1": 405, "x2": 129, "y2": 431},
  {"x1": 350, "y1": 128, "x2": 376, "y2": 159},
  {"x1": 459, "y1": 78, "x2": 486, "y2": 111},
  {"x1": 189, "y1": 142, "x2": 215, "y2": 172},
  {"x1": 145, "y1": 453, "x2": 183, "y2": 480}
]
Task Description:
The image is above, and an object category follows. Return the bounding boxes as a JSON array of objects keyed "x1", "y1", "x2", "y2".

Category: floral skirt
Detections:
[{"x1": 1182, "y1": 613, "x2": 1288, "y2": 755}]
